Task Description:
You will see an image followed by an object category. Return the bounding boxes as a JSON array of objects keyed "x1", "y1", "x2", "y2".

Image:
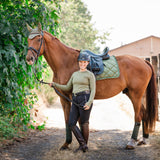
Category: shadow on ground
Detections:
[{"x1": 0, "y1": 128, "x2": 160, "y2": 160}]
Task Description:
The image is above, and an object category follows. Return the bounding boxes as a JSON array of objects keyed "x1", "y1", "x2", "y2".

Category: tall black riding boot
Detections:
[
  {"x1": 81, "y1": 123, "x2": 89, "y2": 144},
  {"x1": 71, "y1": 125, "x2": 88, "y2": 152}
]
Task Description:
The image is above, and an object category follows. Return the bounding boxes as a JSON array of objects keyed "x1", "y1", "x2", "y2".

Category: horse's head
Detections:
[{"x1": 26, "y1": 23, "x2": 45, "y2": 65}]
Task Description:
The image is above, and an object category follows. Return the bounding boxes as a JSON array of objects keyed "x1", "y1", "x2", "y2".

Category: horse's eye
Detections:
[{"x1": 37, "y1": 39, "x2": 41, "y2": 42}]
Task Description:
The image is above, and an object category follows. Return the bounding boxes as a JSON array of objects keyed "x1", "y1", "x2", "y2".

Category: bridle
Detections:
[
  {"x1": 28, "y1": 31, "x2": 45, "y2": 64},
  {"x1": 27, "y1": 31, "x2": 83, "y2": 109}
]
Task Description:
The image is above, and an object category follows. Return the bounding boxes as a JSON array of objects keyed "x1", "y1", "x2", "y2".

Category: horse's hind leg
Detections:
[
  {"x1": 137, "y1": 98, "x2": 149, "y2": 146},
  {"x1": 126, "y1": 92, "x2": 144, "y2": 149},
  {"x1": 137, "y1": 120, "x2": 149, "y2": 146}
]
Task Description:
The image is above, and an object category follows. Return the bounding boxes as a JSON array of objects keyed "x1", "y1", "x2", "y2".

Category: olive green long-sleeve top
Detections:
[{"x1": 54, "y1": 70, "x2": 96, "y2": 107}]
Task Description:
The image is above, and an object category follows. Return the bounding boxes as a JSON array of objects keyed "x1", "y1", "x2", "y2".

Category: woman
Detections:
[{"x1": 49, "y1": 52, "x2": 96, "y2": 152}]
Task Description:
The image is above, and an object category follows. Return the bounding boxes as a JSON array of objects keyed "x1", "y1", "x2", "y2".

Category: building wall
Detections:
[{"x1": 109, "y1": 36, "x2": 160, "y2": 58}]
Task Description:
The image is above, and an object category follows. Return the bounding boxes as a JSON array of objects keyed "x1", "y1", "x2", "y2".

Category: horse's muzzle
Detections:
[{"x1": 26, "y1": 54, "x2": 35, "y2": 65}]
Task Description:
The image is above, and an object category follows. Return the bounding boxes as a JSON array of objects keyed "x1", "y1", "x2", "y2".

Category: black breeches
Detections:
[{"x1": 68, "y1": 93, "x2": 92, "y2": 127}]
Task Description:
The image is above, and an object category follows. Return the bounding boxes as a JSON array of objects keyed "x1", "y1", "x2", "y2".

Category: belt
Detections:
[{"x1": 72, "y1": 90, "x2": 90, "y2": 96}]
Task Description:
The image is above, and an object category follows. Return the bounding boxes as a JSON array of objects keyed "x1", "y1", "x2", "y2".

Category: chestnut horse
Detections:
[{"x1": 26, "y1": 24, "x2": 158, "y2": 150}]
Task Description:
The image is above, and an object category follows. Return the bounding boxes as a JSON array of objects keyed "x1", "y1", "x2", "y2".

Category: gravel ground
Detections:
[{"x1": 0, "y1": 93, "x2": 160, "y2": 160}]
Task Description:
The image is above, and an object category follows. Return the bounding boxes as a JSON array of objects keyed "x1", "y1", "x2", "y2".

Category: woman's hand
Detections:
[
  {"x1": 48, "y1": 82, "x2": 55, "y2": 87},
  {"x1": 83, "y1": 105, "x2": 90, "y2": 110}
]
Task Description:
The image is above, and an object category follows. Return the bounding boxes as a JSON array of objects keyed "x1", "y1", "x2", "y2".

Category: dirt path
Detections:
[{"x1": 0, "y1": 93, "x2": 160, "y2": 160}]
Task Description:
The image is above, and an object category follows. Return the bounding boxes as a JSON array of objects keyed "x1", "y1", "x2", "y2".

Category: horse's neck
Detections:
[{"x1": 43, "y1": 32, "x2": 79, "y2": 82}]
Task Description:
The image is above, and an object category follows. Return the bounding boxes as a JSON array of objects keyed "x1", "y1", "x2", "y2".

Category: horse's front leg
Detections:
[{"x1": 59, "y1": 97, "x2": 72, "y2": 150}]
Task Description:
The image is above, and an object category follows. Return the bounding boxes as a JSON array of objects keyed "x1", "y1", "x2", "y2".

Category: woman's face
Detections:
[{"x1": 79, "y1": 61, "x2": 89, "y2": 70}]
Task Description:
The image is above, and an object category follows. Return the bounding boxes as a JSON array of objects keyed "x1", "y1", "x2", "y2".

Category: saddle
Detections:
[{"x1": 81, "y1": 47, "x2": 110, "y2": 75}]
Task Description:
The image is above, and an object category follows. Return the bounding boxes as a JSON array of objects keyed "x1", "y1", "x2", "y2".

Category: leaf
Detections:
[
  {"x1": 6, "y1": 78, "x2": 10, "y2": 86},
  {"x1": 25, "y1": 0, "x2": 28, "y2": 5},
  {"x1": 3, "y1": 67, "x2": 8, "y2": 75},
  {"x1": 13, "y1": 52, "x2": 19, "y2": 65}
]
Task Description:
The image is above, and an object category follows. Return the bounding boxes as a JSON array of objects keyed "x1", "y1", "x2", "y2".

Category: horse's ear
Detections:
[
  {"x1": 26, "y1": 23, "x2": 32, "y2": 32},
  {"x1": 38, "y1": 22, "x2": 42, "y2": 32}
]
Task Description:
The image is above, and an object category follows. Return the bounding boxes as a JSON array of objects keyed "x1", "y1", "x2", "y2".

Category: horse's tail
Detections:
[{"x1": 145, "y1": 60, "x2": 158, "y2": 132}]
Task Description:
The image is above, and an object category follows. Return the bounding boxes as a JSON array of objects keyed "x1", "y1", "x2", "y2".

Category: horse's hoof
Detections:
[
  {"x1": 137, "y1": 138, "x2": 148, "y2": 146},
  {"x1": 137, "y1": 140, "x2": 146, "y2": 146},
  {"x1": 126, "y1": 145, "x2": 135, "y2": 150},
  {"x1": 126, "y1": 138, "x2": 137, "y2": 149},
  {"x1": 60, "y1": 146, "x2": 70, "y2": 151},
  {"x1": 59, "y1": 143, "x2": 71, "y2": 151}
]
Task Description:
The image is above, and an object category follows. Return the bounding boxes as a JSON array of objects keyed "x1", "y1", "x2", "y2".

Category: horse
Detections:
[{"x1": 26, "y1": 23, "x2": 158, "y2": 150}]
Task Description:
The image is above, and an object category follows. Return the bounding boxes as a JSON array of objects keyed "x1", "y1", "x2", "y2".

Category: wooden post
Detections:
[
  {"x1": 158, "y1": 54, "x2": 160, "y2": 120},
  {"x1": 158, "y1": 54, "x2": 160, "y2": 91},
  {"x1": 151, "y1": 56, "x2": 159, "y2": 121}
]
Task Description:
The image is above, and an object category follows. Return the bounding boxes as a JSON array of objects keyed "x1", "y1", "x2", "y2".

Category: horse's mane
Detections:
[
  {"x1": 43, "y1": 31, "x2": 57, "y2": 40},
  {"x1": 43, "y1": 31, "x2": 80, "y2": 53}
]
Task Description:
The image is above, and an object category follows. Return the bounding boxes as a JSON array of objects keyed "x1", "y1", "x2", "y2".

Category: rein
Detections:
[
  {"x1": 33, "y1": 69, "x2": 83, "y2": 108},
  {"x1": 29, "y1": 31, "x2": 83, "y2": 108}
]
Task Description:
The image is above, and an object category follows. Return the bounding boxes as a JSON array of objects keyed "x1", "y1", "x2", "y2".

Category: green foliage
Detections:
[
  {"x1": 59, "y1": 0, "x2": 110, "y2": 53},
  {"x1": 37, "y1": 122, "x2": 46, "y2": 131},
  {"x1": 0, "y1": 0, "x2": 61, "y2": 138},
  {"x1": 28, "y1": 121, "x2": 46, "y2": 131},
  {"x1": 0, "y1": 115, "x2": 18, "y2": 139}
]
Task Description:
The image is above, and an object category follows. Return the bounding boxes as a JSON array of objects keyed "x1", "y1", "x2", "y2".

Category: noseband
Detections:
[{"x1": 28, "y1": 31, "x2": 45, "y2": 63}]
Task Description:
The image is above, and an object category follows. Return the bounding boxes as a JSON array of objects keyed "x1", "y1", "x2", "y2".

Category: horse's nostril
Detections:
[{"x1": 31, "y1": 56, "x2": 34, "y2": 61}]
